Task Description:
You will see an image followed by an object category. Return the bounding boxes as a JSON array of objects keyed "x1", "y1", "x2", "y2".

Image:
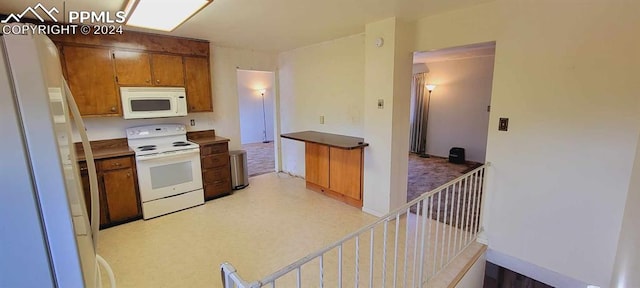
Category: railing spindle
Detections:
[
  {"x1": 382, "y1": 220, "x2": 388, "y2": 286},
  {"x1": 338, "y1": 244, "x2": 343, "y2": 288},
  {"x1": 463, "y1": 172, "x2": 474, "y2": 249},
  {"x1": 469, "y1": 170, "x2": 480, "y2": 241},
  {"x1": 369, "y1": 228, "x2": 374, "y2": 288},
  {"x1": 355, "y1": 235, "x2": 359, "y2": 288},
  {"x1": 426, "y1": 195, "x2": 434, "y2": 280},
  {"x1": 393, "y1": 213, "x2": 400, "y2": 288},
  {"x1": 440, "y1": 186, "x2": 450, "y2": 269},
  {"x1": 412, "y1": 200, "x2": 422, "y2": 287},
  {"x1": 296, "y1": 267, "x2": 301, "y2": 288},
  {"x1": 402, "y1": 207, "x2": 410, "y2": 288},
  {"x1": 446, "y1": 182, "x2": 457, "y2": 262},
  {"x1": 475, "y1": 168, "x2": 486, "y2": 237},
  {"x1": 418, "y1": 198, "x2": 428, "y2": 287},
  {"x1": 319, "y1": 254, "x2": 324, "y2": 288},
  {"x1": 432, "y1": 189, "x2": 441, "y2": 276}
]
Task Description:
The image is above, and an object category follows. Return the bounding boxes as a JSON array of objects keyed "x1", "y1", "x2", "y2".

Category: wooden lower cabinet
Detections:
[
  {"x1": 200, "y1": 142, "x2": 232, "y2": 200},
  {"x1": 329, "y1": 147, "x2": 363, "y2": 201},
  {"x1": 305, "y1": 143, "x2": 364, "y2": 207},
  {"x1": 79, "y1": 155, "x2": 142, "y2": 229},
  {"x1": 305, "y1": 143, "x2": 329, "y2": 187},
  {"x1": 103, "y1": 169, "x2": 139, "y2": 223}
]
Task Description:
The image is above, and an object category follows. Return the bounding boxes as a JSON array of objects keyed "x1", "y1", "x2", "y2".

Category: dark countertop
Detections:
[
  {"x1": 281, "y1": 131, "x2": 368, "y2": 149},
  {"x1": 187, "y1": 130, "x2": 230, "y2": 146},
  {"x1": 188, "y1": 135, "x2": 230, "y2": 146},
  {"x1": 79, "y1": 147, "x2": 135, "y2": 161},
  {"x1": 75, "y1": 130, "x2": 229, "y2": 161},
  {"x1": 75, "y1": 138, "x2": 134, "y2": 161}
]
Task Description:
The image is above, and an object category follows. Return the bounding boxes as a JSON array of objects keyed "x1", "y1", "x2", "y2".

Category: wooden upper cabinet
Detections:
[
  {"x1": 184, "y1": 56, "x2": 212, "y2": 112},
  {"x1": 61, "y1": 46, "x2": 119, "y2": 117},
  {"x1": 151, "y1": 54, "x2": 184, "y2": 86},
  {"x1": 113, "y1": 50, "x2": 152, "y2": 86},
  {"x1": 113, "y1": 51, "x2": 184, "y2": 87}
]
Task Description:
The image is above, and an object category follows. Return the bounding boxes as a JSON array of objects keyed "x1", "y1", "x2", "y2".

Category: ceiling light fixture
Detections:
[{"x1": 124, "y1": 0, "x2": 213, "y2": 32}]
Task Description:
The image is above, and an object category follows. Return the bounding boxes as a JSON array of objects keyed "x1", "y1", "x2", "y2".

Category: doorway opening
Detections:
[
  {"x1": 407, "y1": 42, "x2": 496, "y2": 204},
  {"x1": 237, "y1": 69, "x2": 276, "y2": 177}
]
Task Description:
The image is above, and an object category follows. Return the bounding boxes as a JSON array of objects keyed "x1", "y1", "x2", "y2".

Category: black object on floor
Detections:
[{"x1": 449, "y1": 147, "x2": 466, "y2": 164}]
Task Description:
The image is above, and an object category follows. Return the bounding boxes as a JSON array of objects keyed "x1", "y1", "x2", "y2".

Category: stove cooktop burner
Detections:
[
  {"x1": 173, "y1": 141, "x2": 191, "y2": 147},
  {"x1": 138, "y1": 145, "x2": 157, "y2": 151}
]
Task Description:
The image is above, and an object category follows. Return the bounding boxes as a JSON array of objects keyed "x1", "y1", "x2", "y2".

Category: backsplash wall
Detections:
[{"x1": 71, "y1": 112, "x2": 216, "y2": 142}]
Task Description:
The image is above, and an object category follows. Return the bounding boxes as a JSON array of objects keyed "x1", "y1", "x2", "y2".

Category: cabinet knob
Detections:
[
  {"x1": 113, "y1": 162, "x2": 121, "y2": 167},
  {"x1": 110, "y1": 106, "x2": 116, "y2": 112},
  {"x1": 156, "y1": 79, "x2": 160, "y2": 83},
  {"x1": 146, "y1": 79, "x2": 150, "y2": 83},
  {"x1": 127, "y1": 172, "x2": 131, "y2": 177}
]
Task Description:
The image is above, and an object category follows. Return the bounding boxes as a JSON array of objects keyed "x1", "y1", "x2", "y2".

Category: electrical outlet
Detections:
[
  {"x1": 378, "y1": 99, "x2": 384, "y2": 109},
  {"x1": 499, "y1": 118, "x2": 509, "y2": 131},
  {"x1": 320, "y1": 116, "x2": 325, "y2": 124},
  {"x1": 190, "y1": 119, "x2": 195, "y2": 126}
]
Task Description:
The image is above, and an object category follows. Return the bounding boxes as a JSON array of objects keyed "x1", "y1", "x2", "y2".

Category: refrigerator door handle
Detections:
[{"x1": 63, "y1": 79, "x2": 100, "y2": 250}]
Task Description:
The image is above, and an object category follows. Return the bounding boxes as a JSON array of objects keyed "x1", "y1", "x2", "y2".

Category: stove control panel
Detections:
[{"x1": 126, "y1": 124, "x2": 186, "y2": 139}]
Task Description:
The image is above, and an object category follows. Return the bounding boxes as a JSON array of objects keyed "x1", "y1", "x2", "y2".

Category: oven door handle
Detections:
[{"x1": 137, "y1": 148, "x2": 200, "y2": 161}]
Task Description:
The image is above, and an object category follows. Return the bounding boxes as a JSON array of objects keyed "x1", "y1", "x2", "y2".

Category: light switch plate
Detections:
[{"x1": 499, "y1": 118, "x2": 509, "y2": 131}]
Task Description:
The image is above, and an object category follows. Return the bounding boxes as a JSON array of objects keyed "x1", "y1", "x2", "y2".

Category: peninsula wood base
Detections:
[{"x1": 306, "y1": 181, "x2": 363, "y2": 208}]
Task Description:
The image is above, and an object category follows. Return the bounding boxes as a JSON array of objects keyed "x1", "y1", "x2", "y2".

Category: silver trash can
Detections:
[{"x1": 229, "y1": 150, "x2": 249, "y2": 190}]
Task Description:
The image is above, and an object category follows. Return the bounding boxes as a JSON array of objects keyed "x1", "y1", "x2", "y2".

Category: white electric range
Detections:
[{"x1": 126, "y1": 124, "x2": 203, "y2": 219}]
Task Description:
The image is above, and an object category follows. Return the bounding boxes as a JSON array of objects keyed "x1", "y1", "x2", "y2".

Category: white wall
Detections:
[
  {"x1": 420, "y1": 55, "x2": 494, "y2": 163},
  {"x1": 611, "y1": 128, "x2": 640, "y2": 288},
  {"x1": 455, "y1": 253, "x2": 486, "y2": 288},
  {"x1": 415, "y1": 1, "x2": 640, "y2": 286},
  {"x1": 278, "y1": 34, "x2": 365, "y2": 176},
  {"x1": 237, "y1": 70, "x2": 275, "y2": 144},
  {"x1": 72, "y1": 44, "x2": 277, "y2": 151},
  {"x1": 362, "y1": 17, "x2": 414, "y2": 216}
]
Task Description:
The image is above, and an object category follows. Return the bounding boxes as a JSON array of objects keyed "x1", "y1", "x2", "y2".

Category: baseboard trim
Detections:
[{"x1": 361, "y1": 206, "x2": 385, "y2": 217}]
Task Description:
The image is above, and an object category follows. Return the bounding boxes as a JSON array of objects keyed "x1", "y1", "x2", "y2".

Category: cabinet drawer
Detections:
[
  {"x1": 203, "y1": 166, "x2": 231, "y2": 183},
  {"x1": 204, "y1": 179, "x2": 231, "y2": 199},
  {"x1": 202, "y1": 153, "x2": 229, "y2": 169},
  {"x1": 201, "y1": 143, "x2": 228, "y2": 156},
  {"x1": 99, "y1": 157, "x2": 132, "y2": 171}
]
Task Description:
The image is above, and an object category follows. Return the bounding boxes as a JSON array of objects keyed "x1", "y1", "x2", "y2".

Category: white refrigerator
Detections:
[{"x1": 0, "y1": 24, "x2": 115, "y2": 287}]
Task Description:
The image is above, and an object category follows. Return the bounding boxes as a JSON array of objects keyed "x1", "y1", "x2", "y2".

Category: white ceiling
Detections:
[
  {"x1": 1, "y1": 0, "x2": 493, "y2": 52},
  {"x1": 413, "y1": 42, "x2": 496, "y2": 64}
]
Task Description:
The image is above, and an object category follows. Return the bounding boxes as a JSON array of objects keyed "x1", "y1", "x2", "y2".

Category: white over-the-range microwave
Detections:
[{"x1": 120, "y1": 87, "x2": 188, "y2": 119}]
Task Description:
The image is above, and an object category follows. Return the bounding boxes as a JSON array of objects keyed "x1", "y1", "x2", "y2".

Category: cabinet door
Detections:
[
  {"x1": 329, "y1": 147, "x2": 362, "y2": 201},
  {"x1": 103, "y1": 168, "x2": 140, "y2": 223},
  {"x1": 79, "y1": 164, "x2": 108, "y2": 227},
  {"x1": 305, "y1": 143, "x2": 329, "y2": 187},
  {"x1": 184, "y1": 56, "x2": 212, "y2": 112},
  {"x1": 113, "y1": 50, "x2": 152, "y2": 86},
  {"x1": 151, "y1": 54, "x2": 184, "y2": 86},
  {"x1": 61, "y1": 46, "x2": 119, "y2": 116}
]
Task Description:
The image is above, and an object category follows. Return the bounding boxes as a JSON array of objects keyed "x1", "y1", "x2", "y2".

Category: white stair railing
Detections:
[{"x1": 221, "y1": 164, "x2": 488, "y2": 288}]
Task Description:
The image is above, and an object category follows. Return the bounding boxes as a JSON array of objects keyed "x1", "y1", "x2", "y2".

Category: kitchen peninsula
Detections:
[{"x1": 281, "y1": 131, "x2": 368, "y2": 207}]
